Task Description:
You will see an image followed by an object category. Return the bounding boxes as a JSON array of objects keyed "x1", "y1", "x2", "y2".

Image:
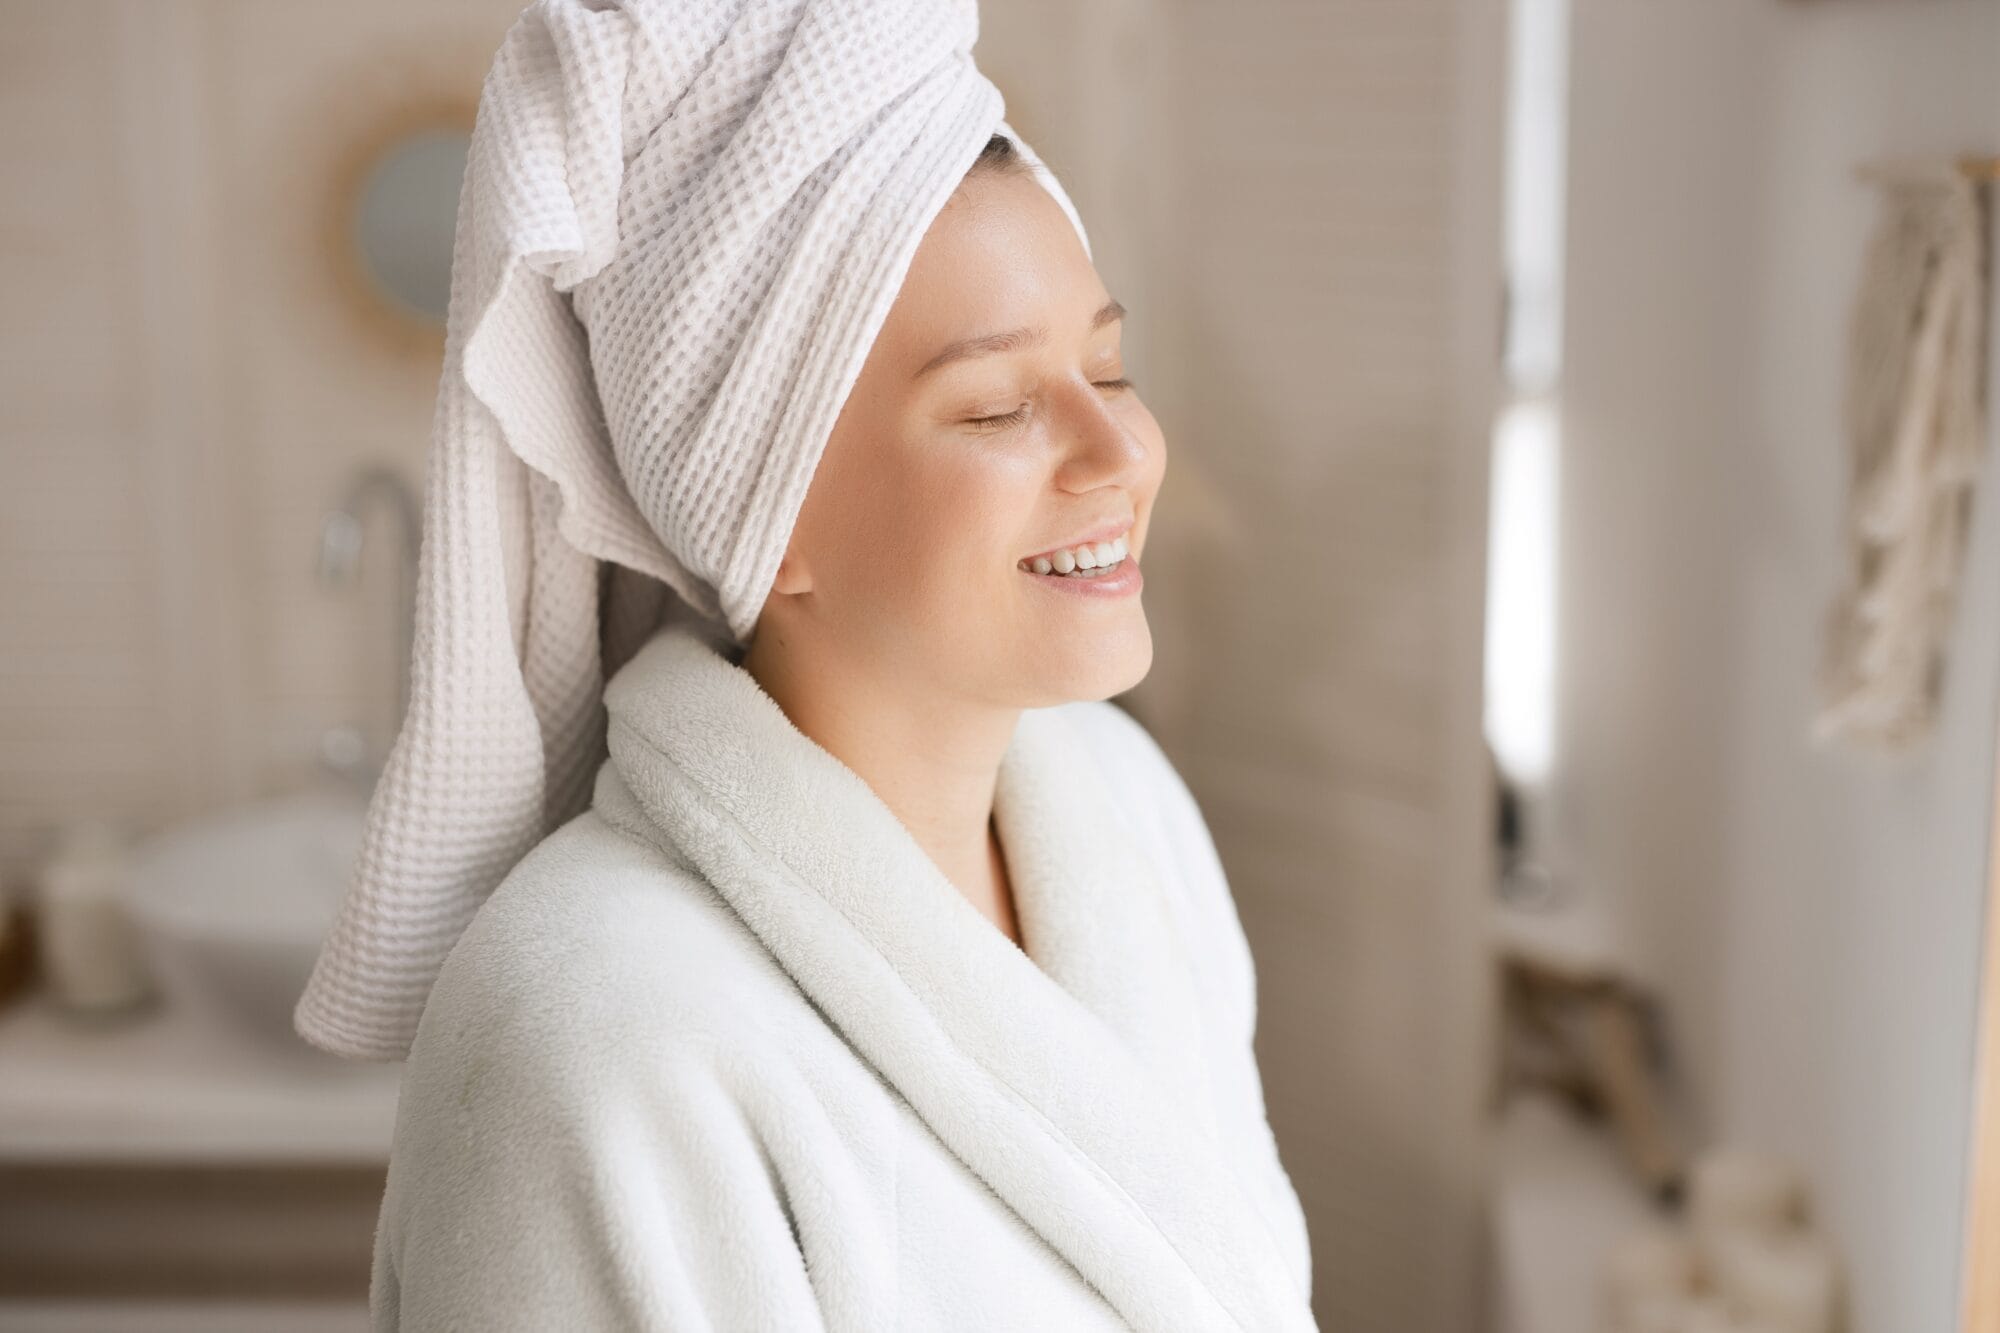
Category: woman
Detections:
[{"x1": 294, "y1": 1, "x2": 1314, "y2": 1328}]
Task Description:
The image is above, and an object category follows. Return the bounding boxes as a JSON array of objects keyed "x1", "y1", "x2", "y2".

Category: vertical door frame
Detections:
[{"x1": 1961, "y1": 718, "x2": 2000, "y2": 1331}]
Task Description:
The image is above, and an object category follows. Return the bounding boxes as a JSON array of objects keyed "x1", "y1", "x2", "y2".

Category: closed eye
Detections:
[
  {"x1": 968, "y1": 405, "x2": 1031, "y2": 429},
  {"x1": 967, "y1": 378, "x2": 1136, "y2": 430}
]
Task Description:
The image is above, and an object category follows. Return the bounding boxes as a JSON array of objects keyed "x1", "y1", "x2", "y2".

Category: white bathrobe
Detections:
[{"x1": 370, "y1": 619, "x2": 1316, "y2": 1331}]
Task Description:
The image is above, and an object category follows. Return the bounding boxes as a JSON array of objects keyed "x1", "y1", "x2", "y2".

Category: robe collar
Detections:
[{"x1": 593, "y1": 619, "x2": 1315, "y2": 1332}]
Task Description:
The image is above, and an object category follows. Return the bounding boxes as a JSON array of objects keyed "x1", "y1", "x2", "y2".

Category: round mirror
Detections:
[
  {"x1": 324, "y1": 98, "x2": 474, "y2": 358},
  {"x1": 351, "y1": 127, "x2": 467, "y2": 326}
]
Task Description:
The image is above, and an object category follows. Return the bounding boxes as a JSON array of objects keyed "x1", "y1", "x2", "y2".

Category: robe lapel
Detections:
[
  {"x1": 597, "y1": 622, "x2": 1316, "y2": 1333},
  {"x1": 990, "y1": 703, "x2": 1223, "y2": 1145}
]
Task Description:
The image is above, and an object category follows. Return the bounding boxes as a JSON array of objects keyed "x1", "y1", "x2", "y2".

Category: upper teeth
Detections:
[{"x1": 1020, "y1": 533, "x2": 1129, "y2": 575}]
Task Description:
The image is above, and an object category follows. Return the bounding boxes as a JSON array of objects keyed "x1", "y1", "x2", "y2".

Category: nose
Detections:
[{"x1": 1051, "y1": 378, "x2": 1153, "y2": 490}]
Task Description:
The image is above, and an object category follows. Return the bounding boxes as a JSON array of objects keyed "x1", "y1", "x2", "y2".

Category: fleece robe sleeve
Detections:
[{"x1": 373, "y1": 1034, "x2": 825, "y2": 1332}]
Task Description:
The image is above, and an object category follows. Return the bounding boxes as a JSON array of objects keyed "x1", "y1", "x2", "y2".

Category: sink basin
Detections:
[{"x1": 117, "y1": 786, "x2": 367, "y2": 1058}]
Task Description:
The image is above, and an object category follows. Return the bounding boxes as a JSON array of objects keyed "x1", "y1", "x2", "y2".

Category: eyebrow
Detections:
[{"x1": 912, "y1": 298, "x2": 1128, "y2": 380}]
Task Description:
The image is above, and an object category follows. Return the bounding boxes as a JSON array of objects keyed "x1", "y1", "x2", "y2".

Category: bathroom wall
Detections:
[{"x1": 1558, "y1": 3, "x2": 2000, "y2": 1329}]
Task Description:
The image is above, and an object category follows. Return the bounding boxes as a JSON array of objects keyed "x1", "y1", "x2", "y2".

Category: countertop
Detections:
[{"x1": 0, "y1": 989, "x2": 402, "y2": 1164}]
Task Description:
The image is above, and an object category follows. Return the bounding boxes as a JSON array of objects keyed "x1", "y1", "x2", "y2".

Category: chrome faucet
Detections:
[{"x1": 317, "y1": 464, "x2": 422, "y2": 789}]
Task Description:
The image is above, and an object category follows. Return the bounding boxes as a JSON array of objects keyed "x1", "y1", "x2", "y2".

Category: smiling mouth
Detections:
[
  {"x1": 1029, "y1": 561, "x2": 1125, "y2": 579},
  {"x1": 1016, "y1": 531, "x2": 1132, "y2": 577}
]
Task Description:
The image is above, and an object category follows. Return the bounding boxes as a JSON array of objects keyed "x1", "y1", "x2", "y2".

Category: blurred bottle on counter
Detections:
[{"x1": 33, "y1": 819, "x2": 155, "y2": 1018}]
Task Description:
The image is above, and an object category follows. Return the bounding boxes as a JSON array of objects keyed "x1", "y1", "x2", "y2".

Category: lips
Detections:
[{"x1": 1016, "y1": 545, "x2": 1144, "y2": 597}]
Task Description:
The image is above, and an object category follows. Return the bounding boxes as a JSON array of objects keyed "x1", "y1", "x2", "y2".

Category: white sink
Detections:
[{"x1": 117, "y1": 785, "x2": 367, "y2": 1059}]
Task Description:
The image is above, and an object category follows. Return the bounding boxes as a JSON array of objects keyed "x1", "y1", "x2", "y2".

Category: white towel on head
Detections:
[{"x1": 293, "y1": 0, "x2": 1091, "y2": 1061}]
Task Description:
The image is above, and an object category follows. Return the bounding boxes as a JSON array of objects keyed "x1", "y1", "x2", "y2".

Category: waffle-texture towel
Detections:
[
  {"x1": 294, "y1": 0, "x2": 1089, "y2": 1060},
  {"x1": 370, "y1": 618, "x2": 1317, "y2": 1330}
]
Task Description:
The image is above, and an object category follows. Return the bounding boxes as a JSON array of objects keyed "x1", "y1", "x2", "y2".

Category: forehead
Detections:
[{"x1": 879, "y1": 171, "x2": 1103, "y2": 360}]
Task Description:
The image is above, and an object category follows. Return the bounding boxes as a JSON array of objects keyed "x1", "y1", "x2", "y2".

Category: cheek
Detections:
[{"x1": 903, "y1": 444, "x2": 1044, "y2": 583}]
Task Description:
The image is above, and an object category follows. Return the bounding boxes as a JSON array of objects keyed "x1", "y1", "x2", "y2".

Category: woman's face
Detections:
[{"x1": 758, "y1": 165, "x2": 1167, "y2": 709}]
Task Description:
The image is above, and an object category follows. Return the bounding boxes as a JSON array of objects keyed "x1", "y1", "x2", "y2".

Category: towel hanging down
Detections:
[{"x1": 1815, "y1": 161, "x2": 1991, "y2": 753}]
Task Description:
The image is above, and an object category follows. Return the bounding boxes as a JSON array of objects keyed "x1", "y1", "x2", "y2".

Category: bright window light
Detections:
[
  {"x1": 1485, "y1": 397, "x2": 1562, "y2": 785},
  {"x1": 1484, "y1": 0, "x2": 1570, "y2": 791}
]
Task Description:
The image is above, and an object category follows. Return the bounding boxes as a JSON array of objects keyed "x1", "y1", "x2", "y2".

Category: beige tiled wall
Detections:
[
  {"x1": 4, "y1": 3, "x2": 184, "y2": 862},
  {"x1": 1159, "y1": 4, "x2": 1498, "y2": 1327}
]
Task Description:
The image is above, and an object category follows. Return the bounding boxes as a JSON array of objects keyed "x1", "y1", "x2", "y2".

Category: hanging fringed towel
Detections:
[{"x1": 1814, "y1": 160, "x2": 1991, "y2": 754}]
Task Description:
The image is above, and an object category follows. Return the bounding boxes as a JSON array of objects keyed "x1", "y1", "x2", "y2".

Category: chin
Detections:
[{"x1": 1031, "y1": 616, "x2": 1154, "y2": 706}]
